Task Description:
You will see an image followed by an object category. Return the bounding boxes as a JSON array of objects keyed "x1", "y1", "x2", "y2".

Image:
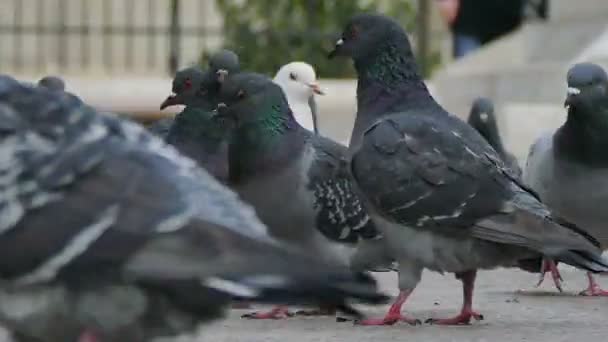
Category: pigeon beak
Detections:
[
  {"x1": 160, "y1": 93, "x2": 181, "y2": 110},
  {"x1": 564, "y1": 87, "x2": 581, "y2": 108},
  {"x1": 328, "y1": 38, "x2": 344, "y2": 59},
  {"x1": 308, "y1": 82, "x2": 325, "y2": 95}
]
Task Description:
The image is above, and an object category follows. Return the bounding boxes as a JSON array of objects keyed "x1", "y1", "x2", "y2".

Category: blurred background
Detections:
[{"x1": 1, "y1": 0, "x2": 607, "y2": 158}]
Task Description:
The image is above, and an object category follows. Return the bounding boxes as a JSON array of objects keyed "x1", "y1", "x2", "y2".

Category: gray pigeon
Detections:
[
  {"x1": 329, "y1": 13, "x2": 608, "y2": 326},
  {"x1": 467, "y1": 97, "x2": 522, "y2": 177},
  {"x1": 524, "y1": 62, "x2": 608, "y2": 296},
  {"x1": 37, "y1": 75, "x2": 66, "y2": 92},
  {"x1": 214, "y1": 72, "x2": 387, "y2": 320},
  {"x1": 157, "y1": 50, "x2": 240, "y2": 183},
  {"x1": 0, "y1": 76, "x2": 388, "y2": 342}
]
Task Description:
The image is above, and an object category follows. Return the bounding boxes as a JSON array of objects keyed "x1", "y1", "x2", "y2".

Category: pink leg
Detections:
[
  {"x1": 427, "y1": 271, "x2": 484, "y2": 325},
  {"x1": 579, "y1": 272, "x2": 608, "y2": 296},
  {"x1": 356, "y1": 290, "x2": 421, "y2": 326},
  {"x1": 78, "y1": 331, "x2": 100, "y2": 342},
  {"x1": 241, "y1": 305, "x2": 294, "y2": 319},
  {"x1": 535, "y1": 259, "x2": 563, "y2": 292}
]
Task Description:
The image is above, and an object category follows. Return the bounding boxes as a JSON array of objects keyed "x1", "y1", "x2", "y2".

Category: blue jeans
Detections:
[{"x1": 453, "y1": 33, "x2": 482, "y2": 59}]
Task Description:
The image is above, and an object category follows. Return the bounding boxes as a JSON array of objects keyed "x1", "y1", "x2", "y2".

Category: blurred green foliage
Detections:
[{"x1": 208, "y1": 0, "x2": 416, "y2": 78}]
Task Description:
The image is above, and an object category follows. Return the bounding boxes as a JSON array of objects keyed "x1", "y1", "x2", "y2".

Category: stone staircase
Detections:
[{"x1": 431, "y1": 0, "x2": 608, "y2": 160}]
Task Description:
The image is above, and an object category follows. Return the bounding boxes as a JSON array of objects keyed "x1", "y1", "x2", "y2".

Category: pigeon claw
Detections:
[
  {"x1": 355, "y1": 313, "x2": 421, "y2": 326},
  {"x1": 579, "y1": 284, "x2": 608, "y2": 296},
  {"x1": 535, "y1": 259, "x2": 563, "y2": 292},
  {"x1": 425, "y1": 310, "x2": 484, "y2": 325}
]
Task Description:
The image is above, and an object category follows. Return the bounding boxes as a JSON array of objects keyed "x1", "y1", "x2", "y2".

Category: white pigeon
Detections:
[{"x1": 274, "y1": 62, "x2": 324, "y2": 134}]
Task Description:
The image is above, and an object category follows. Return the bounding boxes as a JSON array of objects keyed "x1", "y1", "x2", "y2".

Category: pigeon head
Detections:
[
  {"x1": 565, "y1": 63, "x2": 608, "y2": 110},
  {"x1": 37, "y1": 75, "x2": 65, "y2": 92},
  {"x1": 216, "y1": 72, "x2": 290, "y2": 128},
  {"x1": 328, "y1": 13, "x2": 413, "y2": 63},
  {"x1": 208, "y1": 49, "x2": 240, "y2": 74},
  {"x1": 160, "y1": 67, "x2": 205, "y2": 110},
  {"x1": 274, "y1": 62, "x2": 324, "y2": 104},
  {"x1": 467, "y1": 97, "x2": 503, "y2": 152},
  {"x1": 468, "y1": 97, "x2": 497, "y2": 132}
]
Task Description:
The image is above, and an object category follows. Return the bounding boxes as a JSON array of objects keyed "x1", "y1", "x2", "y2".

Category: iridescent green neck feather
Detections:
[{"x1": 228, "y1": 96, "x2": 304, "y2": 183}]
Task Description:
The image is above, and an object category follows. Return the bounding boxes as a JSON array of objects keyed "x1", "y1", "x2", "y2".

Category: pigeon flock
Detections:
[{"x1": 0, "y1": 12, "x2": 606, "y2": 342}]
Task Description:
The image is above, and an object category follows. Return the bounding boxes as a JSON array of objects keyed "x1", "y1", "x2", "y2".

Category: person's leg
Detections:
[{"x1": 452, "y1": 33, "x2": 482, "y2": 59}]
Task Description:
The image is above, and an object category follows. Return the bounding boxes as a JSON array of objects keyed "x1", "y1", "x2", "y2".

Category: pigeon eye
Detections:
[
  {"x1": 185, "y1": 78, "x2": 192, "y2": 88},
  {"x1": 237, "y1": 89, "x2": 246, "y2": 99},
  {"x1": 289, "y1": 72, "x2": 297, "y2": 81}
]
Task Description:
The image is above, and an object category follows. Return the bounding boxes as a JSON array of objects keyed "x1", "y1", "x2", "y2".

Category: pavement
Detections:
[{"x1": 183, "y1": 268, "x2": 608, "y2": 342}]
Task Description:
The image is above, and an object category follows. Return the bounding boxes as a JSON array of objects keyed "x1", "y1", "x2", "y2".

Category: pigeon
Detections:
[
  {"x1": 37, "y1": 75, "x2": 66, "y2": 92},
  {"x1": 329, "y1": 13, "x2": 608, "y2": 326},
  {"x1": 273, "y1": 62, "x2": 324, "y2": 134},
  {"x1": 467, "y1": 97, "x2": 522, "y2": 177},
  {"x1": 524, "y1": 62, "x2": 608, "y2": 296},
  {"x1": 214, "y1": 72, "x2": 387, "y2": 320},
  {"x1": 466, "y1": 98, "x2": 556, "y2": 290},
  {"x1": 158, "y1": 49, "x2": 241, "y2": 183},
  {"x1": 0, "y1": 76, "x2": 388, "y2": 342}
]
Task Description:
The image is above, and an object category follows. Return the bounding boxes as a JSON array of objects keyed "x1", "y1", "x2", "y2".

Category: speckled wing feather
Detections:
[
  {"x1": 351, "y1": 112, "x2": 513, "y2": 230},
  {"x1": 309, "y1": 136, "x2": 380, "y2": 243}
]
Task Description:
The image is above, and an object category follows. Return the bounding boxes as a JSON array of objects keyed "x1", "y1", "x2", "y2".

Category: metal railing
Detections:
[{"x1": 0, "y1": 0, "x2": 220, "y2": 75}]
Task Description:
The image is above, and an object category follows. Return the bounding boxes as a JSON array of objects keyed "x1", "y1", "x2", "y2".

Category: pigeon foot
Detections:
[
  {"x1": 425, "y1": 310, "x2": 484, "y2": 325},
  {"x1": 241, "y1": 306, "x2": 294, "y2": 319},
  {"x1": 535, "y1": 259, "x2": 563, "y2": 292},
  {"x1": 579, "y1": 272, "x2": 608, "y2": 296}
]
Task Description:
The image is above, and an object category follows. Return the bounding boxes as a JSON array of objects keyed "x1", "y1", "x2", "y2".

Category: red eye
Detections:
[{"x1": 185, "y1": 78, "x2": 192, "y2": 88}]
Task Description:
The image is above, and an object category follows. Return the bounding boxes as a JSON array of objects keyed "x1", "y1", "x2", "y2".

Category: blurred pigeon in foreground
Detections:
[
  {"x1": 0, "y1": 76, "x2": 387, "y2": 342},
  {"x1": 215, "y1": 72, "x2": 386, "y2": 319},
  {"x1": 329, "y1": 13, "x2": 608, "y2": 326},
  {"x1": 147, "y1": 116, "x2": 174, "y2": 137},
  {"x1": 37, "y1": 75, "x2": 66, "y2": 92},
  {"x1": 157, "y1": 50, "x2": 240, "y2": 184},
  {"x1": 524, "y1": 63, "x2": 608, "y2": 296},
  {"x1": 273, "y1": 62, "x2": 324, "y2": 134},
  {"x1": 467, "y1": 98, "x2": 522, "y2": 177}
]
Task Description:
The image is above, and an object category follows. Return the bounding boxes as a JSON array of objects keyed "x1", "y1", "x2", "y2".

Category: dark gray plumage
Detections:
[
  {"x1": 524, "y1": 62, "x2": 608, "y2": 296},
  {"x1": 215, "y1": 72, "x2": 385, "y2": 319},
  {"x1": 467, "y1": 98, "x2": 522, "y2": 177},
  {"x1": 330, "y1": 13, "x2": 608, "y2": 326},
  {"x1": 156, "y1": 50, "x2": 241, "y2": 183},
  {"x1": 0, "y1": 76, "x2": 387, "y2": 342}
]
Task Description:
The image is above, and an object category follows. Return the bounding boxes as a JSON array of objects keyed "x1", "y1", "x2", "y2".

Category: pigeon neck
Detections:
[
  {"x1": 350, "y1": 41, "x2": 436, "y2": 147},
  {"x1": 228, "y1": 101, "x2": 306, "y2": 183},
  {"x1": 355, "y1": 41, "x2": 430, "y2": 99},
  {"x1": 554, "y1": 106, "x2": 608, "y2": 166},
  {"x1": 168, "y1": 96, "x2": 226, "y2": 143}
]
